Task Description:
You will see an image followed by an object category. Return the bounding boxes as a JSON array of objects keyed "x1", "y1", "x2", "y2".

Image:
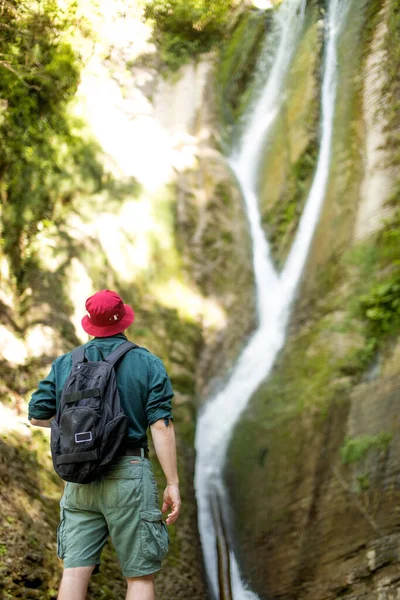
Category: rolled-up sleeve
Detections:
[
  {"x1": 145, "y1": 357, "x2": 174, "y2": 426},
  {"x1": 28, "y1": 363, "x2": 57, "y2": 420}
]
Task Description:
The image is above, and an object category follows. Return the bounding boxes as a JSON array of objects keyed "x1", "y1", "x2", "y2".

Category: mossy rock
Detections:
[
  {"x1": 216, "y1": 7, "x2": 272, "y2": 141},
  {"x1": 256, "y1": 2, "x2": 323, "y2": 268}
]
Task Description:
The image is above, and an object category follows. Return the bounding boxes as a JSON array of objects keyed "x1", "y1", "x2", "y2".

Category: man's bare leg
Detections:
[
  {"x1": 58, "y1": 566, "x2": 95, "y2": 600},
  {"x1": 126, "y1": 574, "x2": 155, "y2": 600}
]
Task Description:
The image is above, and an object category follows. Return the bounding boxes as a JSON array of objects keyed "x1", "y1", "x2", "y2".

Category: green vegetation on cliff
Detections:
[
  {"x1": 342, "y1": 204, "x2": 400, "y2": 372},
  {"x1": 340, "y1": 432, "x2": 393, "y2": 465},
  {"x1": 257, "y1": 1, "x2": 323, "y2": 267},
  {"x1": 217, "y1": 7, "x2": 271, "y2": 135},
  {"x1": 144, "y1": 0, "x2": 233, "y2": 72},
  {"x1": 345, "y1": 0, "x2": 400, "y2": 368}
]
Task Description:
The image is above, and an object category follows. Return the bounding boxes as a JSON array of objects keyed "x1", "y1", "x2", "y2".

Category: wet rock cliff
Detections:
[{"x1": 225, "y1": 1, "x2": 400, "y2": 598}]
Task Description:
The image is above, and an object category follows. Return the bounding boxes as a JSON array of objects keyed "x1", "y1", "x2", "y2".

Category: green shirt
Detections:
[{"x1": 28, "y1": 334, "x2": 174, "y2": 448}]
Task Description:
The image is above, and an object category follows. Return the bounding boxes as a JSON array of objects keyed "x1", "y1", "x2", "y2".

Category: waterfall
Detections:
[{"x1": 194, "y1": 0, "x2": 351, "y2": 598}]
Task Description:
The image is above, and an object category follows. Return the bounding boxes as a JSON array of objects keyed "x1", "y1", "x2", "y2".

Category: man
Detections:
[{"x1": 28, "y1": 289, "x2": 181, "y2": 600}]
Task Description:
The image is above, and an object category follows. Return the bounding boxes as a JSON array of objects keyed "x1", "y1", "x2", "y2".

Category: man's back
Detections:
[{"x1": 29, "y1": 333, "x2": 174, "y2": 449}]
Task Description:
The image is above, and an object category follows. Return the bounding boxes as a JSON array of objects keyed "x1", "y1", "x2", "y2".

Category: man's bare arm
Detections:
[
  {"x1": 29, "y1": 417, "x2": 54, "y2": 428},
  {"x1": 150, "y1": 419, "x2": 181, "y2": 525}
]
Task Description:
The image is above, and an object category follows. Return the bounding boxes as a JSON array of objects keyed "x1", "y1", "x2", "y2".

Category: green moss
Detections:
[
  {"x1": 262, "y1": 136, "x2": 319, "y2": 266},
  {"x1": 340, "y1": 433, "x2": 393, "y2": 465},
  {"x1": 356, "y1": 472, "x2": 370, "y2": 492},
  {"x1": 341, "y1": 205, "x2": 400, "y2": 372},
  {"x1": 226, "y1": 321, "x2": 343, "y2": 490},
  {"x1": 230, "y1": 192, "x2": 400, "y2": 480},
  {"x1": 342, "y1": 337, "x2": 378, "y2": 375},
  {"x1": 216, "y1": 8, "x2": 271, "y2": 135},
  {"x1": 215, "y1": 181, "x2": 233, "y2": 206},
  {"x1": 256, "y1": 4, "x2": 323, "y2": 267},
  {"x1": 359, "y1": 278, "x2": 400, "y2": 334}
]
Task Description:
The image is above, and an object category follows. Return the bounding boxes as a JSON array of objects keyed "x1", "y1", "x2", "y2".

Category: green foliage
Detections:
[
  {"x1": 293, "y1": 138, "x2": 318, "y2": 182},
  {"x1": 340, "y1": 432, "x2": 393, "y2": 465},
  {"x1": 342, "y1": 200, "x2": 400, "y2": 373},
  {"x1": 353, "y1": 208, "x2": 400, "y2": 355},
  {"x1": 0, "y1": 0, "x2": 103, "y2": 285},
  {"x1": 144, "y1": 0, "x2": 233, "y2": 72},
  {"x1": 359, "y1": 276, "x2": 400, "y2": 334},
  {"x1": 215, "y1": 182, "x2": 232, "y2": 206},
  {"x1": 344, "y1": 336, "x2": 378, "y2": 375},
  {"x1": 349, "y1": 0, "x2": 400, "y2": 355},
  {"x1": 356, "y1": 472, "x2": 370, "y2": 492}
]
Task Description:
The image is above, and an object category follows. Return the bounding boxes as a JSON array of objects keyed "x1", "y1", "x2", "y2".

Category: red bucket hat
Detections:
[{"x1": 81, "y1": 290, "x2": 135, "y2": 337}]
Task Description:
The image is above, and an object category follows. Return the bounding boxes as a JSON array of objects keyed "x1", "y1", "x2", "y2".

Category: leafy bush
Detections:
[
  {"x1": 359, "y1": 276, "x2": 400, "y2": 333},
  {"x1": 0, "y1": 0, "x2": 102, "y2": 285},
  {"x1": 345, "y1": 202, "x2": 400, "y2": 372},
  {"x1": 144, "y1": 0, "x2": 233, "y2": 71},
  {"x1": 356, "y1": 206, "x2": 400, "y2": 341}
]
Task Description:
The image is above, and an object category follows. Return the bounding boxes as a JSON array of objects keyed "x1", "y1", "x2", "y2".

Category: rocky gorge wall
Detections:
[
  {"x1": 225, "y1": 1, "x2": 400, "y2": 598},
  {"x1": 2, "y1": 1, "x2": 398, "y2": 598}
]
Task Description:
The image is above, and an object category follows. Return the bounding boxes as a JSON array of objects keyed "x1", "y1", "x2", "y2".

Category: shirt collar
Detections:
[{"x1": 92, "y1": 333, "x2": 128, "y2": 341}]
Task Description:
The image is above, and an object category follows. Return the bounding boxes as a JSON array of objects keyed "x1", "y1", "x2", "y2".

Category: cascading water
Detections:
[{"x1": 194, "y1": 0, "x2": 352, "y2": 598}]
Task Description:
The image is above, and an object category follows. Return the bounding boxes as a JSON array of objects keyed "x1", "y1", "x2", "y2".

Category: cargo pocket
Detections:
[
  {"x1": 140, "y1": 510, "x2": 169, "y2": 561},
  {"x1": 57, "y1": 508, "x2": 66, "y2": 559}
]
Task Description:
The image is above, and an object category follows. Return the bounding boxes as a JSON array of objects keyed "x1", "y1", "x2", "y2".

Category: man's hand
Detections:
[{"x1": 162, "y1": 484, "x2": 181, "y2": 525}]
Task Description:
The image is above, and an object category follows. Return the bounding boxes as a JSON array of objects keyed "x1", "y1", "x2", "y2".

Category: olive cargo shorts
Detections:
[{"x1": 57, "y1": 456, "x2": 169, "y2": 577}]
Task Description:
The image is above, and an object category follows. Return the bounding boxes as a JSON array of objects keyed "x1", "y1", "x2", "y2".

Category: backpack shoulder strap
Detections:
[
  {"x1": 105, "y1": 341, "x2": 138, "y2": 367},
  {"x1": 71, "y1": 346, "x2": 85, "y2": 367}
]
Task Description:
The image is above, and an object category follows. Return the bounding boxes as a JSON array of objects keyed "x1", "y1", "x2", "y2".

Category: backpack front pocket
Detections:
[{"x1": 60, "y1": 407, "x2": 98, "y2": 453}]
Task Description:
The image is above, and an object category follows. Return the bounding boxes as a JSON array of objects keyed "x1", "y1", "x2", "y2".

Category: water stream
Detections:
[{"x1": 194, "y1": 0, "x2": 351, "y2": 598}]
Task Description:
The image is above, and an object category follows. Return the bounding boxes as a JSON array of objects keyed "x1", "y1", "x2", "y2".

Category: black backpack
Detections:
[{"x1": 50, "y1": 341, "x2": 137, "y2": 484}]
